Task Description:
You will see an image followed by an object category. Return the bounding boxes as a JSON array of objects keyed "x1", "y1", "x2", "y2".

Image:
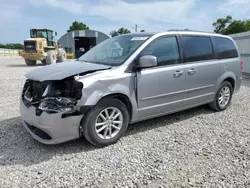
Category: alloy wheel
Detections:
[
  {"x1": 95, "y1": 107, "x2": 123, "y2": 139},
  {"x1": 218, "y1": 86, "x2": 231, "y2": 108}
]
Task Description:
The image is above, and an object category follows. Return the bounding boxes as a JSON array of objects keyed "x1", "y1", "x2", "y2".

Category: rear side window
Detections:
[
  {"x1": 213, "y1": 37, "x2": 238, "y2": 59},
  {"x1": 182, "y1": 36, "x2": 214, "y2": 62}
]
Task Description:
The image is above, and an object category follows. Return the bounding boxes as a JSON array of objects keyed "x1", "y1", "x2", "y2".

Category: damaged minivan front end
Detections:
[
  {"x1": 20, "y1": 61, "x2": 111, "y2": 144},
  {"x1": 22, "y1": 77, "x2": 83, "y2": 118}
]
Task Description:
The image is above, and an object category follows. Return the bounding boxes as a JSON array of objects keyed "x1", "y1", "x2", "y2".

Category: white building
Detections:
[
  {"x1": 230, "y1": 31, "x2": 250, "y2": 74},
  {"x1": 58, "y1": 30, "x2": 110, "y2": 59}
]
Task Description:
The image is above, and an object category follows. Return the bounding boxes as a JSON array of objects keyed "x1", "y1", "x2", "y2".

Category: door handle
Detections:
[
  {"x1": 173, "y1": 70, "x2": 183, "y2": 77},
  {"x1": 187, "y1": 68, "x2": 196, "y2": 75}
]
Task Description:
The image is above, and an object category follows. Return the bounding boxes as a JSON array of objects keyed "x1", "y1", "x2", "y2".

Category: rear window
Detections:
[
  {"x1": 182, "y1": 36, "x2": 214, "y2": 62},
  {"x1": 213, "y1": 37, "x2": 238, "y2": 59}
]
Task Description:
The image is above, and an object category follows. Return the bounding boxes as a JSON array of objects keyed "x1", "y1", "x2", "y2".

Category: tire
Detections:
[
  {"x1": 58, "y1": 50, "x2": 66, "y2": 63},
  {"x1": 41, "y1": 59, "x2": 46, "y2": 65},
  {"x1": 46, "y1": 50, "x2": 57, "y2": 64},
  {"x1": 25, "y1": 59, "x2": 36, "y2": 66},
  {"x1": 82, "y1": 98, "x2": 129, "y2": 147},
  {"x1": 209, "y1": 81, "x2": 233, "y2": 112}
]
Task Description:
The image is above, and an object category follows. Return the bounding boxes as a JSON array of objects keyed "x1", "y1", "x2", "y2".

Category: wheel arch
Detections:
[
  {"x1": 96, "y1": 93, "x2": 133, "y2": 122},
  {"x1": 224, "y1": 77, "x2": 235, "y2": 90},
  {"x1": 217, "y1": 72, "x2": 236, "y2": 92}
]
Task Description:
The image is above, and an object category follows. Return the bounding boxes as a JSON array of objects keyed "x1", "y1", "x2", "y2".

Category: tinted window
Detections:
[
  {"x1": 182, "y1": 36, "x2": 214, "y2": 62},
  {"x1": 141, "y1": 36, "x2": 180, "y2": 66},
  {"x1": 214, "y1": 37, "x2": 238, "y2": 59}
]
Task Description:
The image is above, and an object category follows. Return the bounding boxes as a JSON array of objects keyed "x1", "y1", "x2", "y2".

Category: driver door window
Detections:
[{"x1": 141, "y1": 36, "x2": 180, "y2": 67}]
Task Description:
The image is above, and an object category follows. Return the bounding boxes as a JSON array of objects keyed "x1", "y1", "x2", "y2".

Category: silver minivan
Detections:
[{"x1": 20, "y1": 30, "x2": 242, "y2": 146}]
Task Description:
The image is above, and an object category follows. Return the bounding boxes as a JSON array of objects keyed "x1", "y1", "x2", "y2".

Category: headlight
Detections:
[{"x1": 38, "y1": 97, "x2": 75, "y2": 113}]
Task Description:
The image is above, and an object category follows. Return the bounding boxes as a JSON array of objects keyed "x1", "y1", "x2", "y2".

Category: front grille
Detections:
[
  {"x1": 25, "y1": 122, "x2": 52, "y2": 140},
  {"x1": 24, "y1": 40, "x2": 36, "y2": 52}
]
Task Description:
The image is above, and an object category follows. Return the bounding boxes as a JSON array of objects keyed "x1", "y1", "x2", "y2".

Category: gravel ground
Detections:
[{"x1": 0, "y1": 57, "x2": 250, "y2": 188}]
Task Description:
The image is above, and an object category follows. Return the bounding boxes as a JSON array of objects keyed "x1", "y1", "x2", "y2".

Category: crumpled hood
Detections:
[{"x1": 25, "y1": 61, "x2": 111, "y2": 82}]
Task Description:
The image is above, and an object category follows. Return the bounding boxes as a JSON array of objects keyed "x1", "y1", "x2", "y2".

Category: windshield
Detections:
[
  {"x1": 30, "y1": 30, "x2": 54, "y2": 41},
  {"x1": 78, "y1": 35, "x2": 152, "y2": 66},
  {"x1": 31, "y1": 30, "x2": 47, "y2": 38}
]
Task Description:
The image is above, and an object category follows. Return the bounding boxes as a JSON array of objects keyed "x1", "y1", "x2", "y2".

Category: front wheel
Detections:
[
  {"x1": 82, "y1": 98, "x2": 129, "y2": 147},
  {"x1": 41, "y1": 59, "x2": 46, "y2": 64},
  {"x1": 209, "y1": 81, "x2": 233, "y2": 111},
  {"x1": 25, "y1": 59, "x2": 36, "y2": 66},
  {"x1": 46, "y1": 50, "x2": 57, "y2": 64}
]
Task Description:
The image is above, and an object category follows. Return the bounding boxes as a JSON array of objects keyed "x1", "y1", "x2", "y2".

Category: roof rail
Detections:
[
  {"x1": 168, "y1": 29, "x2": 190, "y2": 31},
  {"x1": 168, "y1": 29, "x2": 217, "y2": 34}
]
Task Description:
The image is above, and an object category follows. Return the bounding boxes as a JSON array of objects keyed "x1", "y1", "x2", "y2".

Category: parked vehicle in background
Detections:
[
  {"x1": 20, "y1": 30, "x2": 242, "y2": 146},
  {"x1": 19, "y1": 28, "x2": 66, "y2": 66}
]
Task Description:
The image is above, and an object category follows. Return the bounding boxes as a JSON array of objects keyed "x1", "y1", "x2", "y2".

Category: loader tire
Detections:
[
  {"x1": 25, "y1": 59, "x2": 36, "y2": 66},
  {"x1": 41, "y1": 59, "x2": 46, "y2": 64},
  {"x1": 58, "y1": 50, "x2": 66, "y2": 63},
  {"x1": 46, "y1": 50, "x2": 57, "y2": 64}
]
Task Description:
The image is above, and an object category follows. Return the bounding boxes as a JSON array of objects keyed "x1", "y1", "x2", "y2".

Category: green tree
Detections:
[
  {"x1": 110, "y1": 30, "x2": 119, "y2": 37},
  {"x1": 223, "y1": 20, "x2": 247, "y2": 35},
  {"x1": 0, "y1": 43, "x2": 24, "y2": 49},
  {"x1": 117, "y1": 28, "x2": 131, "y2": 35},
  {"x1": 110, "y1": 27, "x2": 131, "y2": 37},
  {"x1": 14, "y1": 43, "x2": 24, "y2": 49},
  {"x1": 245, "y1": 20, "x2": 250, "y2": 29},
  {"x1": 212, "y1": 15, "x2": 232, "y2": 34},
  {"x1": 68, "y1": 21, "x2": 89, "y2": 32},
  {"x1": 213, "y1": 15, "x2": 250, "y2": 35}
]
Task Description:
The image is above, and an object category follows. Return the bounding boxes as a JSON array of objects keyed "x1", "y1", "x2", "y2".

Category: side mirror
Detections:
[{"x1": 139, "y1": 55, "x2": 157, "y2": 68}]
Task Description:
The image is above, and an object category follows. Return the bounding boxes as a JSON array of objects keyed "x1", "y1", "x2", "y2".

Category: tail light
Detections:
[{"x1": 240, "y1": 60, "x2": 244, "y2": 72}]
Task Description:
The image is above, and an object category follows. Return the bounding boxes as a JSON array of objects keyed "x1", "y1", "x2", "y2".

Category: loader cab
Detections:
[{"x1": 30, "y1": 29, "x2": 57, "y2": 46}]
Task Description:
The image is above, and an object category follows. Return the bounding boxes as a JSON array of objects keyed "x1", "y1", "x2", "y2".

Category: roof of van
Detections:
[{"x1": 123, "y1": 30, "x2": 230, "y2": 38}]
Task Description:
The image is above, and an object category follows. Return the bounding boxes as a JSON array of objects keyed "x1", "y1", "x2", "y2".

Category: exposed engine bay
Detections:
[{"x1": 22, "y1": 77, "x2": 84, "y2": 118}]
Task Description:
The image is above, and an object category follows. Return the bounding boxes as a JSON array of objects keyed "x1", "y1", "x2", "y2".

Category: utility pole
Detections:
[{"x1": 132, "y1": 24, "x2": 138, "y2": 32}]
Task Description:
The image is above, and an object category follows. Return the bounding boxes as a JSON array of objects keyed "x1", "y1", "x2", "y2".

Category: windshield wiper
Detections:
[
  {"x1": 78, "y1": 59, "x2": 90, "y2": 63},
  {"x1": 78, "y1": 59, "x2": 116, "y2": 67}
]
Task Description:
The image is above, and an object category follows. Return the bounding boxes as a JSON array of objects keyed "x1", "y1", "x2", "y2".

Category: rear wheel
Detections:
[
  {"x1": 82, "y1": 98, "x2": 129, "y2": 147},
  {"x1": 46, "y1": 50, "x2": 57, "y2": 64},
  {"x1": 25, "y1": 59, "x2": 36, "y2": 66},
  {"x1": 209, "y1": 81, "x2": 233, "y2": 111},
  {"x1": 58, "y1": 50, "x2": 66, "y2": 62}
]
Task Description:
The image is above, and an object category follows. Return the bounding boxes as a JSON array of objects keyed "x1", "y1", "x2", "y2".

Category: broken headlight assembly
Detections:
[
  {"x1": 23, "y1": 77, "x2": 84, "y2": 117},
  {"x1": 38, "y1": 97, "x2": 77, "y2": 113}
]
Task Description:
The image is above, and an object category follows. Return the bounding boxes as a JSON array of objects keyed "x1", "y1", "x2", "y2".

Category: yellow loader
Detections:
[{"x1": 19, "y1": 28, "x2": 66, "y2": 66}]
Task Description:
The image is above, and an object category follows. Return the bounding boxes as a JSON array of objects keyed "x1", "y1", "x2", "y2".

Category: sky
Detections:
[{"x1": 0, "y1": 0, "x2": 250, "y2": 44}]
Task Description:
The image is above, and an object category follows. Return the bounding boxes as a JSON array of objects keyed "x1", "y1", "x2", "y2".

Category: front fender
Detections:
[{"x1": 78, "y1": 75, "x2": 139, "y2": 121}]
